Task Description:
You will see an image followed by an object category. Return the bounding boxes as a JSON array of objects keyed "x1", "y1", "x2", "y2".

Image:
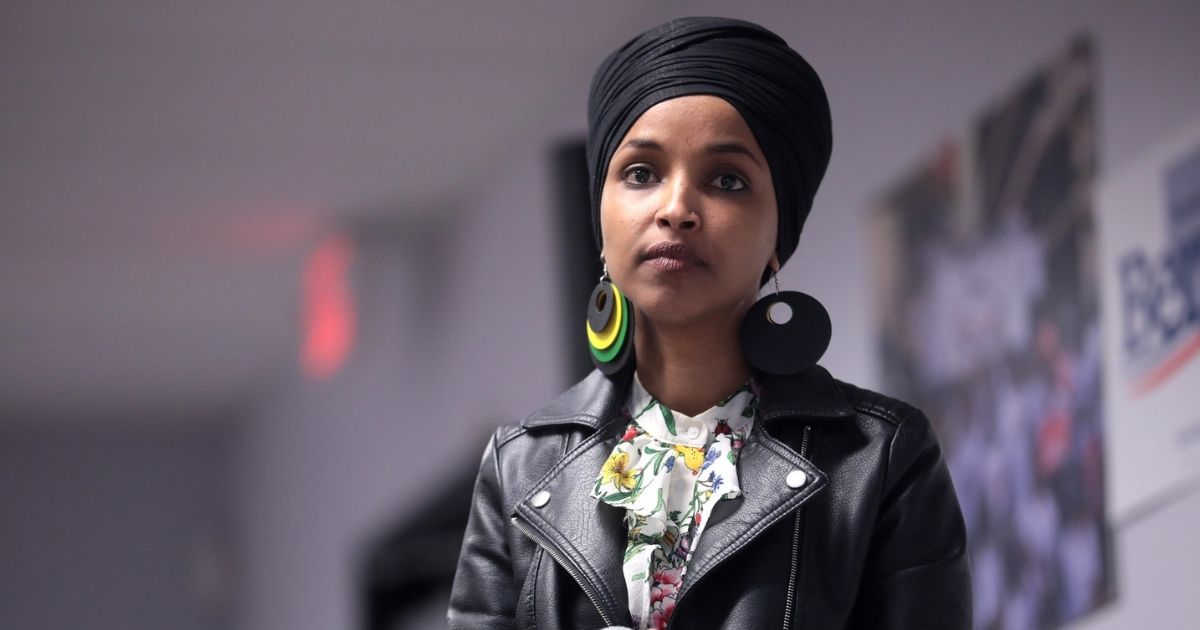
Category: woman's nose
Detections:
[{"x1": 655, "y1": 180, "x2": 699, "y2": 230}]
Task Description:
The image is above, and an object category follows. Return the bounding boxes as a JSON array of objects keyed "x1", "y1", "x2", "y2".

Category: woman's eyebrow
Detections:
[
  {"x1": 620, "y1": 138, "x2": 664, "y2": 151},
  {"x1": 706, "y1": 142, "x2": 761, "y2": 166}
]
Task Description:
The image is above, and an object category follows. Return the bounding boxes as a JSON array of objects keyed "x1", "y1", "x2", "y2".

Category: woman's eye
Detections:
[
  {"x1": 621, "y1": 166, "x2": 657, "y2": 186},
  {"x1": 712, "y1": 173, "x2": 747, "y2": 191}
]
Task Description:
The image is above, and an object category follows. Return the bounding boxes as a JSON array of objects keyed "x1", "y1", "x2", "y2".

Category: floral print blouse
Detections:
[{"x1": 591, "y1": 374, "x2": 757, "y2": 630}]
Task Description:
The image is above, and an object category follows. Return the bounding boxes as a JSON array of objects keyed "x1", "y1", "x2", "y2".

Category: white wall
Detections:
[{"x1": 232, "y1": 3, "x2": 1200, "y2": 629}]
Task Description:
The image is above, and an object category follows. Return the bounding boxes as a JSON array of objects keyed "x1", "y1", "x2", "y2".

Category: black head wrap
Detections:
[{"x1": 587, "y1": 16, "x2": 832, "y2": 271}]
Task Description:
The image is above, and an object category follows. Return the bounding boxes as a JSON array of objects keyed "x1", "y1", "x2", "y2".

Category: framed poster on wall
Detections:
[{"x1": 869, "y1": 37, "x2": 1113, "y2": 629}]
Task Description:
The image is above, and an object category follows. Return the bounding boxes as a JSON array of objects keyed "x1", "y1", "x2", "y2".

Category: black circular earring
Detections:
[
  {"x1": 739, "y1": 272, "x2": 831, "y2": 375},
  {"x1": 586, "y1": 260, "x2": 635, "y2": 375}
]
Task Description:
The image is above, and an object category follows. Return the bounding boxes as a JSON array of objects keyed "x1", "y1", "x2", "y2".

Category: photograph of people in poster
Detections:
[{"x1": 868, "y1": 37, "x2": 1113, "y2": 629}]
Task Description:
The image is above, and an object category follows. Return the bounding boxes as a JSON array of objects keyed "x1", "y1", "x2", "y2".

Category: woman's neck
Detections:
[{"x1": 633, "y1": 310, "x2": 752, "y2": 416}]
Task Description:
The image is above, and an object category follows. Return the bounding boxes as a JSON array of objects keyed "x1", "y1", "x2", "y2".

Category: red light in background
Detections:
[{"x1": 301, "y1": 234, "x2": 356, "y2": 380}]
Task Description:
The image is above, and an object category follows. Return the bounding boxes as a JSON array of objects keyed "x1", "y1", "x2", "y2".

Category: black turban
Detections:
[{"x1": 586, "y1": 16, "x2": 832, "y2": 271}]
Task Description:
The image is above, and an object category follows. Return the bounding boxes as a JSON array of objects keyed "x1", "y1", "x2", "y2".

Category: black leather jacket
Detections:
[{"x1": 448, "y1": 366, "x2": 971, "y2": 629}]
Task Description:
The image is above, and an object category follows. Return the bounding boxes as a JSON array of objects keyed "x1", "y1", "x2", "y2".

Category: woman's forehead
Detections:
[{"x1": 617, "y1": 95, "x2": 763, "y2": 156}]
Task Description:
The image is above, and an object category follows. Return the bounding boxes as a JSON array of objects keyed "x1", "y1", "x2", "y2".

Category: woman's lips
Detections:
[{"x1": 642, "y1": 241, "x2": 704, "y2": 271}]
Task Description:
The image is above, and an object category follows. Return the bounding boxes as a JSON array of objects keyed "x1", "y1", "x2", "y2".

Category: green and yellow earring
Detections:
[{"x1": 586, "y1": 263, "x2": 635, "y2": 375}]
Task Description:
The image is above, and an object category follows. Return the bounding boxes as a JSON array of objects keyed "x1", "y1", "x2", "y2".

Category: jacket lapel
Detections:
[
  {"x1": 513, "y1": 370, "x2": 634, "y2": 627},
  {"x1": 680, "y1": 367, "x2": 853, "y2": 596},
  {"x1": 676, "y1": 428, "x2": 826, "y2": 599}
]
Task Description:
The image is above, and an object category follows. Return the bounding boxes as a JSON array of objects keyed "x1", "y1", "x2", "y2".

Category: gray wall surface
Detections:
[{"x1": 0, "y1": 424, "x2": 234, "y2": 630}]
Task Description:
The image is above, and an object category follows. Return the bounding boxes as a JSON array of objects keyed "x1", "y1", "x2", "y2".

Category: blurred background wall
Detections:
[{"x1": 1, "y1": 1, "x2": 1198, "y2": 629}]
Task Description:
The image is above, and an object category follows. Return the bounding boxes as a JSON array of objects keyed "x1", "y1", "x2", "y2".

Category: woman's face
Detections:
[{"x1": 600, "y1": 95, "x2": 778, "y2": 327}]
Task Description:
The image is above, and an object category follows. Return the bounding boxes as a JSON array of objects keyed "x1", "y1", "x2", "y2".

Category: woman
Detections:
[{"x1": 449, "y1": 17, "x2": 970, "y2": 630}]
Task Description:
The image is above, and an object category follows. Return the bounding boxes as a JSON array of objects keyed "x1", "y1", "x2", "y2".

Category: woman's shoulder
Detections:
[
  {"x1": 792, "y1": 372, "x2": 956, "y2": 520},
  {"x1": 821, "y1": 372, "x2": 949, "y2": 471},
  {"x1": 828, "y1": 376, "x2": 923, "y2": 428},
  {"x1": 757, "y1": 365, "x2": 927, "y2": 429},
  {"x1": 762, "y1": 366, "x2": 945, "y2": 467}
]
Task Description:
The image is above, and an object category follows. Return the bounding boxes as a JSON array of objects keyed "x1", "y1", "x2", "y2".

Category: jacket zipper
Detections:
[
  {"x1": 511, "y1": 516, "x2": 616, "y2": 627},
  {"x1": 782, "y1": 425, "x2": 813, "y2": 630}
]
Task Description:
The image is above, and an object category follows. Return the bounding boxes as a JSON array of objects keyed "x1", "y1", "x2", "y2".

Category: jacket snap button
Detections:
[
  {"x1": 530, "y1": 490, "x2": 551, "y2": 508},
  {"x1": 786, "y1": 470, "x2": 807, "y2": 489}
]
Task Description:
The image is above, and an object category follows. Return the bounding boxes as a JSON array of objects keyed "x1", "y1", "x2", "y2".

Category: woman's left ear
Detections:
[{"x1": 757, "y1": 252, "x2": 782, "y2": 288}]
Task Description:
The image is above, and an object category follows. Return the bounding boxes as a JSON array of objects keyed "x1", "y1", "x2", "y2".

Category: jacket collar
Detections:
[
  {"x1": 512, "y1": 414, "x2": 633, "y2": 626},
  {"x1": 755, "y1": 365, "x2": 856, "y2": 421},
  {"x1": 521, "y1": 368, "x2": 633, "y2": 430},
  {"x1": 520, "y1": 364, "x2": 854, "y2": 431}
]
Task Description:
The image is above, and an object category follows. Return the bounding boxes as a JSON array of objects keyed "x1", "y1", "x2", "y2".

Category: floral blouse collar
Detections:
[{"x1": 623, "y1": 374, "x2": 756, "y2": 450}]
